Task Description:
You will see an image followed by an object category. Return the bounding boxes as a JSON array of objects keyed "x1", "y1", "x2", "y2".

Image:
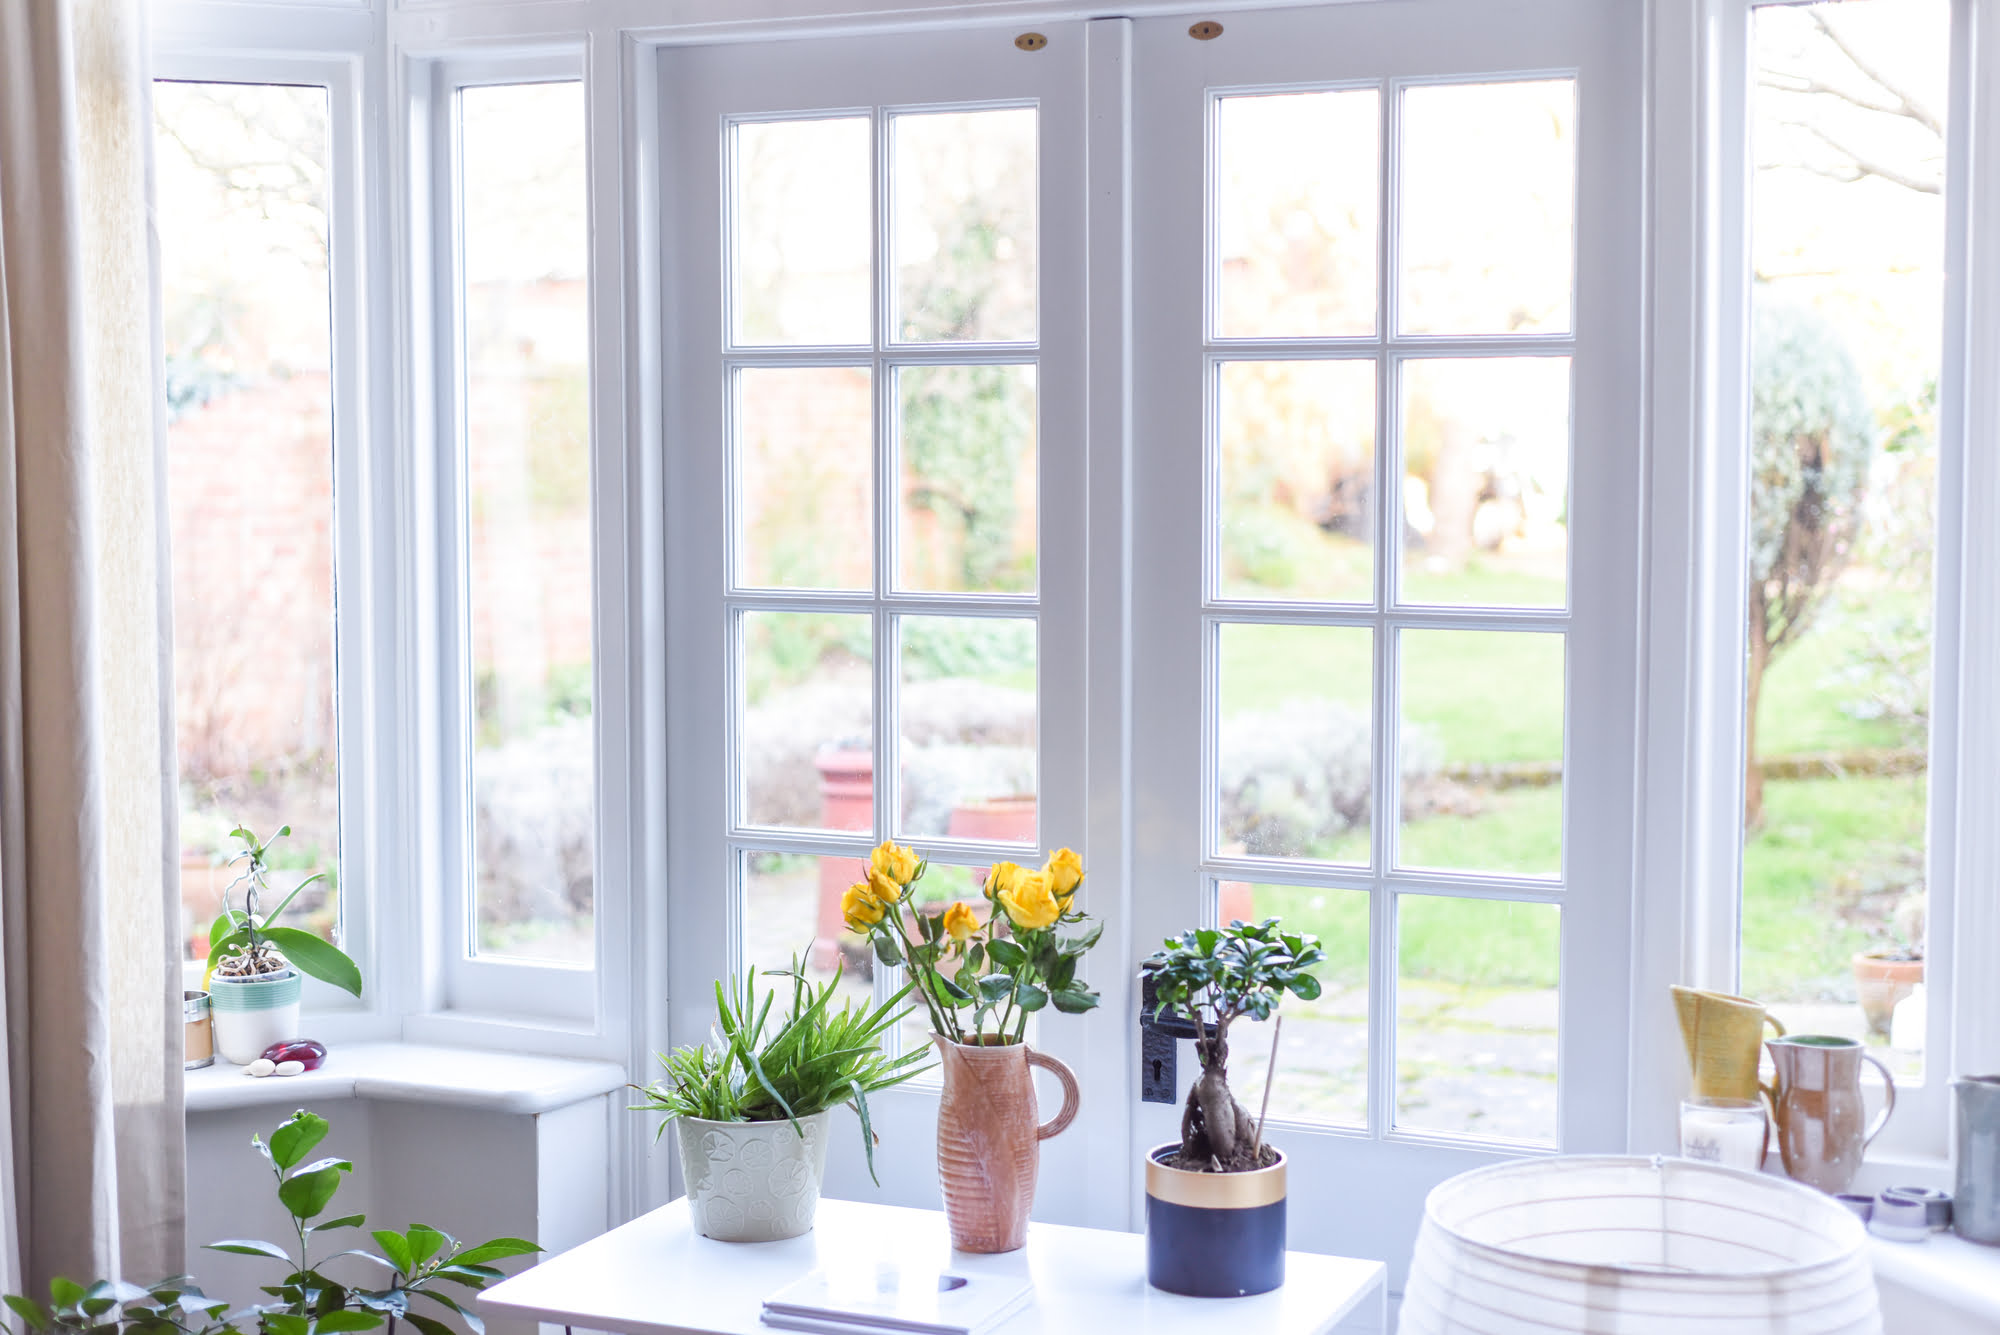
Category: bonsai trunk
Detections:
[{"x1": 1176, "y1": 1017, "x2": 1263, "y2": 1173}]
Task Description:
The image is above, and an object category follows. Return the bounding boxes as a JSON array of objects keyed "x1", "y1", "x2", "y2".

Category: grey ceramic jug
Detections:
[{"x1": 1955, "y1": 1074, "x2": 2000, "y2": 1243}]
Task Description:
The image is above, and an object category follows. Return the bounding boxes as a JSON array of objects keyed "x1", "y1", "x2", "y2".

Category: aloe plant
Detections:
[{"x1": 631, "y1": 955, "x2": 933, "y2": 1184}]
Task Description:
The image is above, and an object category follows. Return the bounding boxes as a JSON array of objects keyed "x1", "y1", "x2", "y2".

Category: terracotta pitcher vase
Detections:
[
  {"x1": 1764, "y1": 1035, "x2": 1894, "y2": 1194},
  {"x1": 1672, "y1": 985, "x2": 1785, "y2": 1101},
  {"x1": 933, "y1": 1035, "x2": 1080, "y2": 1253}
]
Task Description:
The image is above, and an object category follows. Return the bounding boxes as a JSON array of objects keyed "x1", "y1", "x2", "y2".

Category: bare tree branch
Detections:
[
  {"x1": 1809, "y1": 10, "x2": 1942, "y2": 137},
  {"x1": 1759, "y1": 69, "x2": 1914, "y2": 126},
  {"x1": 1775, "y1": 118, "x2": 1942, "y2": 195}
]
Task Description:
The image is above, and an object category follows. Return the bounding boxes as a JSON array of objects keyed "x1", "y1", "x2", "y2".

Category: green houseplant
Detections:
[
  {"x1": 203, "y1": 825, "x2": 361, "y2": 1066},
  {"x1": 0, "y1": 1109, "x2": 536, "y2": 1335},
  {"x1": 631, "y1": 956, "x2": 930, "y2": 1243},
  {"x1": 1139, "y1": 917, "x2": 1325, "y2": 1297},
  {"x1": 840, "y1": 842, "x2": 1099, "y2": 1254}
]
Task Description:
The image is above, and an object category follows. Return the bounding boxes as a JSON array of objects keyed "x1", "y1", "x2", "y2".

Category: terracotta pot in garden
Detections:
[
  {"x1": 1852, "y1": 950, "x2": 1923, "y2": 1039},
  {"x1": 933, "y1": 1035, "x2": 1079, "y2": 1253},
  {"x1": 946, "y1": 795, "x2": 1037, "y2": 844}
]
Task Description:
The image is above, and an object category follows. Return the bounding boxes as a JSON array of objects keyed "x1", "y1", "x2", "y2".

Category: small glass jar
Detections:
[
  {"x1": 1679, "y1": 1095, "x2": 1767, "y2": 1170},
  {"x1": 184, "y1": 990, "x2": 214, "y2": 1070}
]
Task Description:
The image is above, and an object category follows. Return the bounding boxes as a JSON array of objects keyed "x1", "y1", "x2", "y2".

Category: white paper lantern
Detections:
[{"x1": 1399, "y1": 1156, "x2": 1879, "y2": 1335}]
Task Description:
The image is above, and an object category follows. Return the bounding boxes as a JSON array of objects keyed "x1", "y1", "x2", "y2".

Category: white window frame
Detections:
[
  {"x1": 411, "y1": 47, "x2": 622, "y2": 1032},
  {"x1": 149, "y1": 26, "x2": 395, "y2": 1038},
  {"x1": 1636, "y1": 0, "x2": 2000, "y2": 1167}
]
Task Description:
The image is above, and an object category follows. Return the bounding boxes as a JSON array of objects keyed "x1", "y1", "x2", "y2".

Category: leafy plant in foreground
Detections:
[
  {"x1": 0, "y1": 1110, "x2": 535, "y2": 1335},
  {"x1": 631, "y1": 954, "x2": 933, "y2": 1185}
]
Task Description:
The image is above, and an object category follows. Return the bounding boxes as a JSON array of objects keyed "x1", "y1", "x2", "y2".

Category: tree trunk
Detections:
[{"x1": 1745, "y1": 588, "x2": 1771, "y2": 829}]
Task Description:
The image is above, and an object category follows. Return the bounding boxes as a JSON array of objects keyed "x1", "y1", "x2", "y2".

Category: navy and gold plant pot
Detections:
[{"x1": 1144, "y1": 1141, "x2": 1287, "y2": 1297}]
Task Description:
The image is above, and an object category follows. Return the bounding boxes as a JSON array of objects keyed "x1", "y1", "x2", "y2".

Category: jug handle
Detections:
[
  {"x1": 1764, "y1": 1012, "x2": 1787, "y2": 1038},
  {"x1": 1026, "y1": 1047, "x2": 1081, "y2": 1141},
  {"x1": 1861, "y1": 1052, "x2": 1897, "y2": 1149}
]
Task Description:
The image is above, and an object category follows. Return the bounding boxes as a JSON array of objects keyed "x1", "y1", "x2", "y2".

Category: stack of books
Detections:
[{"x1": 760, "y1": 1263, "x2": 1033, "y2": 1335}]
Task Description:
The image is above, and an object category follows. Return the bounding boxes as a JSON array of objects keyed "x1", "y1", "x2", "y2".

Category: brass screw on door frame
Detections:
[
  {"x1": 1015, "y1": 31, "x2": 1049, "y2": 51},
  {"x1": 1188, "y1": 19, "x2": 1224, "y2": 40}
]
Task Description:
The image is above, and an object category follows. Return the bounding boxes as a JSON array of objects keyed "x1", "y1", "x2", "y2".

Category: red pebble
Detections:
[{"x1": 260, "y1": 1039, "x2": 327, "y2": 1070}]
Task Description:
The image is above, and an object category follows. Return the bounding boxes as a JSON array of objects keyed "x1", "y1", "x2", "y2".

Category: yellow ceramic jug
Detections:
[{"x1": 1671, "y1": 985, "x2": 1785, "y2": 1102}]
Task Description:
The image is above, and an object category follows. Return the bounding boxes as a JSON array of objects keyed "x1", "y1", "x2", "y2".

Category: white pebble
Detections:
[
  {"x1": 274, "y1": 1061, "x2": 305, "y2": 1077},
  {"x1": 245, "y1": 1059, "x2": 276, "y2": 1077}
]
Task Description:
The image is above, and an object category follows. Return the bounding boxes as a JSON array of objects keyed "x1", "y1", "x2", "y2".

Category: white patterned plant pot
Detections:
[
  {"x1": 676, "y1": 1111, "x2": 831, "y2": 1242},
  {"x1": 208, "y1": 968, "x2": 302, "y2": 1066}
]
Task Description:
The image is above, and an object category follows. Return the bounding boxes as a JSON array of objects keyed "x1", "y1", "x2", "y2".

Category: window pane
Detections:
[
  {"x1": 896, "y1": 364, "x2": 1036, "y2": 593},
  {"x1": 734, "y1": 117, "x2": 871, "y2": 346},
  {"x1": 892, "y1": 108, "x2": 1037, "y2": 343},
  {"x1": 1218, "y1": 360, "x2": 1376, "y2": 604},
  {"x1": 1396, "y1": 895, "x2": 1559, "y2": 1144},
  {"x1": 1398, "y1": 79, "x2": 1575, "y2": 336},
  {"x1": 737, "y1": 366, "x2": 873, "y2": 590},
  {"x1": 1215, "y1": 89, "x2": 1380, "y2": 339},
  {"x1": 462, "y1": 82, "x2": 593, "y2": 963},
  {"x1": 742, "y1": 850, "x2": 876, "y2": 1008},
  {"x1": 1399, "y1": 357, "x2": 1570, "y2": 608},
  {"x1": 156, "y1": 82, "x2": 339, "y2": 963},
  {"x1": 1398, "y1": 630, "x2": 1563, "y2": 877},
  {"x1": 741, "y1": 612, "x2": 874, "y2": 832},
  {"x1": 897, "y1": 616, "x2": 1037, "y2": 841},
  {"x1": 1223, "y1": 882, "x2": 1370, "y2": 1130},
  {"x1": 1217, "y1": 623, "x2": 1372, "y2": 864},
  {"x1": 1743, "y1": 0, "x2": 1946, "y2": 1083}
]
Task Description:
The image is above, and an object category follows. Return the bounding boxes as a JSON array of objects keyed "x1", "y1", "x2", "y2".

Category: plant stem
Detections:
[{"x1": 1253, "y1": 1015, "x2": 1282, "y2": 1157}]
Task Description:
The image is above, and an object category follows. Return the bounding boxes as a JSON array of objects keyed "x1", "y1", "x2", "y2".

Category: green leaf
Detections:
[
  {"x1": 450, "y1": 1238, "x2": 540, "y2": 1267},
  {"x1": 967, "y1": 942, "x2": 984, "y2": 971},
  {"x1": 208, "y1": 913, "x2": 248, "y2": 959},
  {"x1": 1052, "y1": 987, "x2": 1100, "y2": 1014},
  {"x1": 1289, "y1": 973, "x2": 1323, "y2": 1001},
  {"x1": 1013, "y1": 982, "x2": 1048, "y2": 1012},
  {"x1": 419, "y1": 1289, "x2": 483, "y2": 1335},
  {"x1": 402, "y1": 1314, "x2": 455, "y2": 1335},
  {"x1": 370, "y1": 1231, "x2": 414, "y2": 1275},
  {"x1": 48, "y1": 1281, "x2": 84, "y2": 1312},
  {"x1": 310, "y1": 1314, "x2": 382, "y2": 1333},
  {"x1": 405, "y1": 1224, "x2": 449, "y2": 1269},
  {"x1": 277, "y1": 1158, "x2": 353, "y2": 1220},
  {"x1": 985, "y1": 939, "x2": 1027, "y2": 970},
  {"x1": 307, "y1": 1213, "x2": 367, "y2": 1236},
  {"x1": 260, "y1": 927, "x2": 363, "y2": 997},
  {"x1": 204, "y1": 1239, "x2": 294, "y2": 1261},
  {"x1": 269, "y1": 1111, "x2": 331, "y2": 1171},
  {"x1": 976, "y1": 974, "x2": 1014, "y2": 1003},
  {"x1": 265, "y1": 1315, "x2": 309, "y2": 1335},
  {"x1": 871, "y1": 934, "x2": 904, "y2": 968},
  {"x1": 6, "y1": 1295, "x2": 49, "y2": 1331}
]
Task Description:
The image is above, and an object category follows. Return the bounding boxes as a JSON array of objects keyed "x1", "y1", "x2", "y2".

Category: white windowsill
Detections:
[
  {"x1": 1870, "y1": 1233, "x2": 2000, "y2": 1326},
  {"x1": 185, "y1": 1040, "x2": 629, "y2": 1116}
]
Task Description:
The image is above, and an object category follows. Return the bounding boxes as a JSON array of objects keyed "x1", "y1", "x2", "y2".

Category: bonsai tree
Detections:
[
  {"x1": 630, "y1": 953, "x2": 933, "y2": 1184},
  {"x1": 1142, "y1": 918, "x2": 1325, "y2": 1173},
  {"x1": 205, "y1": 824, "x2": 361, "y2": 997},
  {"x1": 1, "y1": 1109, "x2": 536, "y2": 1335}
]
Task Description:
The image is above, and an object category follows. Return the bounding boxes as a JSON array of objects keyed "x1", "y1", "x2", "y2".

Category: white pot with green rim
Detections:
[
  {"x1": 208, "y1": 968, "x2": 301, "y2": 1065},
  {"x1": 675, "y1": 1111, "x2": 831, "y2": 1242}
]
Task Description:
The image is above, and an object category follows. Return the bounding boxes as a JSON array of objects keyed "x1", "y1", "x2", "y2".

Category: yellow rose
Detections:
[
  {"x1": 841, "y1": 882, "x2": 885, "y2": 931},
  {"x1": 871, "y1": 841, "x2": 922, "y2": 885},
  {"x1": 1045, "y1": 847, "x2": 1084, "y2": 903},
  {"x1": 941, "y1": 901, "x2": 979, "y2": 942},
  {"x1": 867, "y1": 866, "x2": 907, "y2": 905},
  {"x1": 998, "y1": 869, "x2": 1061, "y2": 931},
  {"x1": 984, "y1": 861, "x2": 1026, "y2": 899}
]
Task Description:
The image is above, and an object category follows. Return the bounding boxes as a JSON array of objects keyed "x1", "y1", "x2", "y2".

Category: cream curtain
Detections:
[{"x1": 0, "y1": 0, "x2": 185, "y2": 1292}]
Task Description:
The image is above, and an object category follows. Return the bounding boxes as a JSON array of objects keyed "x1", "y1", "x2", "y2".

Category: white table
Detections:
[{"x1": 478, "y1": 1197, "x2": 1388, "y2": 1335}]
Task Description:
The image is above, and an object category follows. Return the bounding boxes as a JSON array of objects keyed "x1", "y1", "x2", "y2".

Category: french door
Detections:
[
  {"x1": 659, "y1": 26, "x2": 1100, "y2": 1211},
  {"x1": 1127, "y1": 0, "x2": 1645, "y2": 1280}
]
